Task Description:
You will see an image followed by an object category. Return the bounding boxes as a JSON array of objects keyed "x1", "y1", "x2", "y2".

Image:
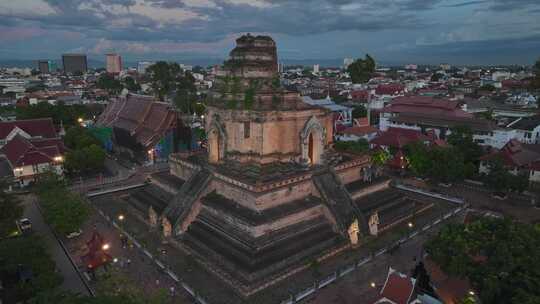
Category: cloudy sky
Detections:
[{"x1": 1, "y1": 0, "x2": 539, "y2": 65}]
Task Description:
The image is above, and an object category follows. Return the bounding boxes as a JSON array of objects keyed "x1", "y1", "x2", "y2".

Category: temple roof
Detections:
[{"x1": 97, "y1": 93, "x2": 177, "y2": 148}]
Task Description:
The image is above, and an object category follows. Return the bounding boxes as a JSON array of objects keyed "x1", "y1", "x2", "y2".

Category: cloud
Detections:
[{"x1": 0, "y1": 0, "x2": 538, "y2": 63}]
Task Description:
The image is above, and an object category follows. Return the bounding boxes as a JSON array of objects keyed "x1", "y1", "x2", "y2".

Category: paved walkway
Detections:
[
  {"x1": 21, "y1": 194, "x2": 90, "y2": 296},
  {"x1": 64, "y1": 211, "x2": 192, "y2": 303}
]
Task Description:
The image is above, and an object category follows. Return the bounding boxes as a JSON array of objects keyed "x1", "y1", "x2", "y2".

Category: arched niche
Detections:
[
  {"x1": 207, "y1": 117, "x2": 227, "y2": 164},
  {"x1": 300, "y1": 116, "x2": 326, "y2": 165}
]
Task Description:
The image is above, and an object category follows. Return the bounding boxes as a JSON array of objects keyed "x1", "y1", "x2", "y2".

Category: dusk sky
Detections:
[{"x1": 1, "y1": 0, "x2": 540, "y2": 65}]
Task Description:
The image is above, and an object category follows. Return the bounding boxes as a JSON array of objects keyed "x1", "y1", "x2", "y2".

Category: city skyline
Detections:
[{"x1": 0, "y1": 0, "x2": 539, "y2": 65}]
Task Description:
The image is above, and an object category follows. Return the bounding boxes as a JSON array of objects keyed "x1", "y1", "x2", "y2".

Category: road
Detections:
[{"x1": 21, "y1": 194, "x2": 90, "y2": 296}]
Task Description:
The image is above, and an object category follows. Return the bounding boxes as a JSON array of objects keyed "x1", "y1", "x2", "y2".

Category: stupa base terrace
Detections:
[{"x1": 98, "y1": 151, "x2": 448, "y2": 297}]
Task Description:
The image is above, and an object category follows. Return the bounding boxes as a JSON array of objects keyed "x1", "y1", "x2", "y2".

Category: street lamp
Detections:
[
  {"x1": 408, "y1": 222, "x2": 414, "y2": 228},
  {"x1": 118, "y1": 214, "x2": 125, "y2": 221},
  {"x1": 102, "y1": 243, "x2": 110, "y2": 251},
  {"x1": 370, "y1": 282, "x2": 376, "y2": 288}
]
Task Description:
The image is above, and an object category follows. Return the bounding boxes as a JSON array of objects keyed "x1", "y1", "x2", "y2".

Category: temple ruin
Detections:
[{"x1": 124, "y1": 34, "x2": 435, "y2": 296}]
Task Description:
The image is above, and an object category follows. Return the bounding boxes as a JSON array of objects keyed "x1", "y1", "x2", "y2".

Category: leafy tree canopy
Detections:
[
  {"x1": 347, "y1": 54, "x2": 376, "y2": 84},
  {"x1": 426, "y1": 218, "x2": 540, "y2": 304},
  {"x1": 447, "y1": 126, "x2": 483, "y2": 164},
  {"x1": 15, "y1": 102, "x2": 94, "y2": 127},
  {"x1": 0, "y1": 179, "x2": 22, "y2": 238},
  {"x1": 0, "y1": 235, "x2": 63, "y2": 301},
  {"x1": 146, "y1": 61, "x2": 182, "y2": 101},
  {"x1": 334, "y1": 139, "x2": 369, "y2": 154},
  {"x1": 96, "y1": 74, "x2": 123, "y2": 95},
  {"x1": 122, "y1": 76, "x2": 141, "y2": 92},
  {"x1": 352, "y1": 105, "x2": 367, "y2": 119},
  {"x1": 34, "y1": 172, "x2": 90, "y2": 234}
]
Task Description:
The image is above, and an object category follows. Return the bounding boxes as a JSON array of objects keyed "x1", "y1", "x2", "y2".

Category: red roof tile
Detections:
[
  {"x1": 0, "y1": 118, "x2": 57, "y2": 140},
  {"x1": 374, "y1": 267, "x2": 416, "y2": 304},
  {"x1": 371, "y1": 128, "x2": 430, "y2": 149},
  {"x1": 0, "y1": 134, "x2": 64, "y2": 167},
  {"x1": 376, "y1": 84, "x2": 406, "y2": 96},
  {"x1": 382, "y1": 96, "x2": 471, "y2": 119}
]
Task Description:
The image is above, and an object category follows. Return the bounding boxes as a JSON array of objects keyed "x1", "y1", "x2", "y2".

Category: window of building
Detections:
[{"x1": 244, "y1": 122, "x2": 250, "y2": 139}]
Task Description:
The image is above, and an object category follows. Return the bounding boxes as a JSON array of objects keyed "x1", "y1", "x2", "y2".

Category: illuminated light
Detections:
[
  {"x1": 77, "y1": 117, "x2": 83, "y2": 123},
  {"x1": 118, "y1": 214, "x2": 125, "y2": 221},
  {"x1": 54, "y1": 156, "x2": 63, "y2": 162},
  {"x1": 113, "y1": 258, "x2": 118, "y2": 263},
  {"x1": 15, "y1": 167, "x2": 23, "y2": 172},
  {"x1": 469, "y1": 291, "x2": 475, "y2": 296},
  {"x1": 200, "y1": 115, "x2": 205, "y2": 119},
  {"x1": 147, "y1": 149, "x2": 153, "y2": 155},
  {"x1": 408, "y1": 222, "x2": 414, "y2": 228},
  {"x1": 102, "y1": 243, "x2": 110, "y2": 250},
  {"x1": 370, "y1": 282, "x2": 376, "y2": 288}
]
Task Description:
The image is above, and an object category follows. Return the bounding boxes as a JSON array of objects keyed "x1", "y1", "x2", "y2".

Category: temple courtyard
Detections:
[{"x1": 86, "y1": 176, "x2": 461, "y2": 304}]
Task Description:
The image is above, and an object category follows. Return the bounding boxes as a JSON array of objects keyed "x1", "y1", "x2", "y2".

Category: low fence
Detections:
[
  {"x1": 96, "y1": 208, "x2": 208, "y2": 304},
  {"x1": 279, "y1": 204, "x2": 467, "y2": 304},
  {"x1": 395, "y1": 183, "x2": 465, "y2": 204}
]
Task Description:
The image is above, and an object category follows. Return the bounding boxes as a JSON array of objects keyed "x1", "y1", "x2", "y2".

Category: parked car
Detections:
[
  {"x1": 17, "y1": 218, "x2": 32, "y2": 232},
  {"x1": 492, "y1": 192, "x2": 508, "y2": 200},
  {"x1": 66, "y1": 229, "x2": 83, "y2": 239}
]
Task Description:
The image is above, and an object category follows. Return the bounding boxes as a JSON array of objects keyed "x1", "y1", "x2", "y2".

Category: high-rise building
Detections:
[
  {"x1": 137, "y1": 61, "x2": 154, "y2": 74},
  {"x1": 62, "y1": 54, "x2": 87, "y2": 74},
  {"x1": 313, "y1": 64, "x2": 320, "y2": 74},
  {"x1": 38, "y1": 60, "x2": 50, "y2": 74},
  {"x1": 106, "y1": 53, "x2": 122, "y2": 74},
  {"x1": 38, "y1": 60, "x2": 58, "y2": 74}
]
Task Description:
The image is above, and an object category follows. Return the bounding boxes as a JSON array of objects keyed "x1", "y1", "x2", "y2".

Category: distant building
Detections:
[
  {"x1": 137, "y1": 61, "x2": 153, "y2": 74},
  {"x1": 62, "y1": 54, "x2": 87, "y2": 74},
  {"x1": 440, "y1": 63, "x2": 451, "y2": 71},
  {"x1": 106, "y1": 53, "x2": 122, "y2": 74},
  {"x1": 405, "y1": 64, "x2": 418, "y2": 70},
  {"x1": 38, "y1": 60, "x2": 50, "y2": 74},
  {"x1": 313, "y1": 64, "x2": 320, "y2": 74},
  {"x1": 37, "y1": 60, "x2": 58, "y2": 74},
  {"x1": 343, "y1": 58, "x2": 354, "y2": 69}
]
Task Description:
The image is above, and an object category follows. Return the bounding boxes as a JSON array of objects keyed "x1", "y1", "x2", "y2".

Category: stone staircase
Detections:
[
  {"x1": 312, "y1": 169, "x2": 368, "y2": 236},
  {"x1": 162, "y1": 169, "x2": 212, "y2": 234}
]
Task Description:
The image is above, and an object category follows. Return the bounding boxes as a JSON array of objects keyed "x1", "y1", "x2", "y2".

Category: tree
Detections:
[
  {"x1": 96, "y1": 74, "x2": 123, "y2": 95},
  {"x1": 146, "y1": 61, "x2": 181, "y2": 101},
  {"x1": 0, "y1": 235, "x2": 63, "y2": 301},
  {"x1": 0, "y1": 179, "x2": 22, "y2": 237},
  {"x1": 34, "y1": 173, "x2": 90, "y2": 235},
  {"x1": 173, "y1": 71, "x2": 197, "y2": 114},
  {"x1": 484, "y1": 157, "x2": 528, "y2": 193},
  {"x1": 347, "y1": 54, "x2": 376, "y2": 84},
  {"x1": 447, "y1": 126, "x2": 483, "y2": 165},
  {"x1": 372, "y1": 149, "x2": 390, "y2": 167},
  {"x1": 352, "y1": 105, "x2": 367, "y2": 119},
  {"x1": 404, "y1": 142, "x2": 432, "y2": 177},
  {"x1": 334, "y1": 139, "x2": 369, "y2": 154},
  {"x1": 426, "y1": 218, "x2": 540, "y2": 304},
  {"x1": 64, "y1": 127, "x2": 100, "y2": 150},
  {"x1": 429, "y1": 147, "x2": 465, "y2": 183},
  {"x1": 430, "y1": 73, "x2": 443, "y2": 82},
  {"x1": 479, "y1": 84, "x2": 496, "y2": 92},
  {"x1": 122, "y1": 76, "x2": 141, "y2": 92}
]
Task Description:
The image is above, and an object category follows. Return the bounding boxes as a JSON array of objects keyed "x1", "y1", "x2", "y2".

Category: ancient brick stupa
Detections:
[{"x1": 160, "y1": 34, "x2": 373, "y2": 296}]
